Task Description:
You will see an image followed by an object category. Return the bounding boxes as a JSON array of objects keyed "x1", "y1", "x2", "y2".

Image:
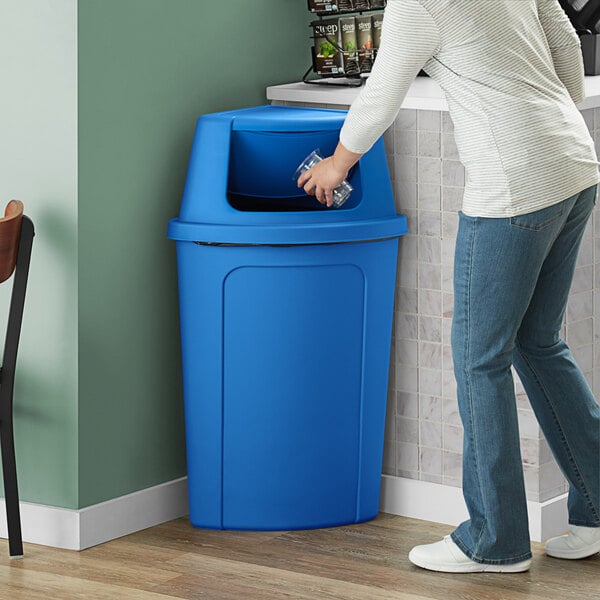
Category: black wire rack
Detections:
[{"x1": 303, "y1": 0, "x2": 387, "y2": 87}]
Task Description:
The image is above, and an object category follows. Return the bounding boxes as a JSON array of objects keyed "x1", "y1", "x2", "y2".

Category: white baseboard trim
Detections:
[
  {"x1": 0, "y1": 477, "x2": 189, "y2": 551},
  {"x1": 379, "y1": 475, "x2": 569, "y2": 542},
  {"x1": 1, "y1": 475, "x2": 568, "y2": 550}
]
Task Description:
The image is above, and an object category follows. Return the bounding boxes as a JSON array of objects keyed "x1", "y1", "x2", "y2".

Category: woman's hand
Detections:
[{"x1": 297, "y1": 156, "x2": 349, "y2": 207}]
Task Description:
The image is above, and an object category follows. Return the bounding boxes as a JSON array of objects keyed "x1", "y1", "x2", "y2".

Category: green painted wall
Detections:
[
  {"x1": 77, "y1": 1, "x2": 311, "y2": 507},
  {"x1": 0, "y1": 0, "x2": 79, "y2": 509}
]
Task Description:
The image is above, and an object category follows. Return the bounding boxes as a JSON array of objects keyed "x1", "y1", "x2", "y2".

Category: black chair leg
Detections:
[
  {"x1": 0, "y1": 216, "x2": 34, "y2": 557},
  {"x1": 0, "y1": 419, "x2": 22, "y2": 558}
]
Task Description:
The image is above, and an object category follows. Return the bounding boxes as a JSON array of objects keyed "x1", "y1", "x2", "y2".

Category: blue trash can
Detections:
[{"x1": 167, "y1": 105, "x2": 407, "y2": 531}]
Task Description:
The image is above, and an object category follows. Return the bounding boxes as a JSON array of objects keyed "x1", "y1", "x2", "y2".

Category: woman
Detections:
[{"x1": 298, "y1": 0, "x2": 600, "y2": 573}]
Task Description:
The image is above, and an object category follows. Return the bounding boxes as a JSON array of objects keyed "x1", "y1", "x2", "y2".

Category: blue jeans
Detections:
[{"x1": 450, "y1": 183, "x2": 600, "y2": 565}]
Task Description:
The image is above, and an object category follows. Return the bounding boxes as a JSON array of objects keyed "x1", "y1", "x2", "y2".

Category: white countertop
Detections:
[{"x1": 267, "y1": 76, "x2": 600, "y2": 111}]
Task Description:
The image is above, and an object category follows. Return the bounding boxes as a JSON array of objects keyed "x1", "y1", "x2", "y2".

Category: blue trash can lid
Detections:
[
  {"x1": 169, "y1": 105, "x2": 409, "y2": 244},
  {"x1": 230, "y1": 105, "x2": 347, "y2": 132},
  {"x1": 167, "y1": 215, "x2": 407, "y2": 245}
]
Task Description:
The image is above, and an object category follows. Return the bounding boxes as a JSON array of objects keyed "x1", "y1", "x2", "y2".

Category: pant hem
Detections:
[
  {"x1": 569, "y1": 519, "x2": 600, "y2": 527},
  {"x1": 450, "y1": 531, "x2": 533, "y2": 565}
]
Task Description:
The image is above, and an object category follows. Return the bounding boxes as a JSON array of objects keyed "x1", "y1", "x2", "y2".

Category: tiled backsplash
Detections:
[
  {"x1": 279, "y1": 99, "x2": 599, "y2": 505},
  {"x1": 384, "y1": 106, "x2": 600, "y2": 504}
]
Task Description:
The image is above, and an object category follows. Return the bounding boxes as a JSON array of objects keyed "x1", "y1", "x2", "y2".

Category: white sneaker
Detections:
[
  {"x1": 545, "y1": 525, "x2": 600, "y2": 560},
  {"x1": 408, "y1": 535, "x2": 532, "y2": 573}
]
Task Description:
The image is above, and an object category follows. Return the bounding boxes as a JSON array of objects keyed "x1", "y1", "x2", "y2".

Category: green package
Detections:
[
  {"x1": 339, "y1": 17, "x2": 360, "y2": 76},
  {"x1": 312, "y1": 19, "x2": 342, "y2": 76}
]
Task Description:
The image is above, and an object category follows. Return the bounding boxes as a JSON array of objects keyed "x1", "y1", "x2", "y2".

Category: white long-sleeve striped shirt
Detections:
[{"x1": 339, "y1": 0, "x2": 600, "y2": 217}]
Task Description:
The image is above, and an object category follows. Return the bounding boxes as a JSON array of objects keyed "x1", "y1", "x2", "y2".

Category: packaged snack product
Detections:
[
  {"x1": 312, "y1": 19, "x2": 343, "y2": 75},
  {"x1": 339, "y1": 17, "x2": 360, "y2": 76},
  {"x1": 372, "y1": 11, "x2": 384, "y2": 55},
  {"x1": 356, "y1": 15, "x2": 374, "y2": 73}
]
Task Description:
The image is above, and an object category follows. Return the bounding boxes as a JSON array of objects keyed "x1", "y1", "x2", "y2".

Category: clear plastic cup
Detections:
[{"x1": 293, "y1": 150, "x2": 353, "y2": 208}]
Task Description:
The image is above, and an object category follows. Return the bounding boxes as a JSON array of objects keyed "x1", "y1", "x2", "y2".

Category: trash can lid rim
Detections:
[{"x1": 167, "y1": 215, "x2": 408, "y2": 245}]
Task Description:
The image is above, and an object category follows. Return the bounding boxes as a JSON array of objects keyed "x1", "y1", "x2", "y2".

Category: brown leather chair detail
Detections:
[{"x1": 0, "y1": 200, "x2": 23, "y2": 284}]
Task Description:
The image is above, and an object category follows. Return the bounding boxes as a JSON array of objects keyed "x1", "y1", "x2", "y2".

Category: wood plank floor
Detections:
[{"x1": 0, "y1": 513, "x2": 598, "y2": 599}]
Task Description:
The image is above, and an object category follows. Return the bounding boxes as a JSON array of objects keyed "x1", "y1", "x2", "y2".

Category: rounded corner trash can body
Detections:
[{"x1": 167, "y1": 105, "x2": 408, "y2": 531}]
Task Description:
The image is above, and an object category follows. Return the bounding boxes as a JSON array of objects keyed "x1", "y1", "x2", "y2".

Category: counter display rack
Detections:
[
  {"x1": 303, "y1": 1, "x2": 387, "y2": 87},
  {"x1": 302, "y1": 0, "x2": 600, "y2": 85}
]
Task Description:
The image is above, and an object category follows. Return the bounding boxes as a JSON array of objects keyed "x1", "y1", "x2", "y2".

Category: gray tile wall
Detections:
[
  {"x1": 384, "y1": 107, "x2": 600, "y2": 504},
  {"x1": 278, "y1": 99, "x2": 599, "y2": 504}
]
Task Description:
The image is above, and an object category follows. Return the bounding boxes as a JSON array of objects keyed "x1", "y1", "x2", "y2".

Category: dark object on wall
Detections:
[
  {"x1": 581, "y1": 33, "x2": 600, "y2": 75},
  {"x1": 0, "y1": 200, "x2": 34, "y2": 558},
  {"x1": 559, "y1": 0, "x2": 600, "y2": 75},
  {"x1": 559, "y1": 0, "x2": 600, "y2": 33}
]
